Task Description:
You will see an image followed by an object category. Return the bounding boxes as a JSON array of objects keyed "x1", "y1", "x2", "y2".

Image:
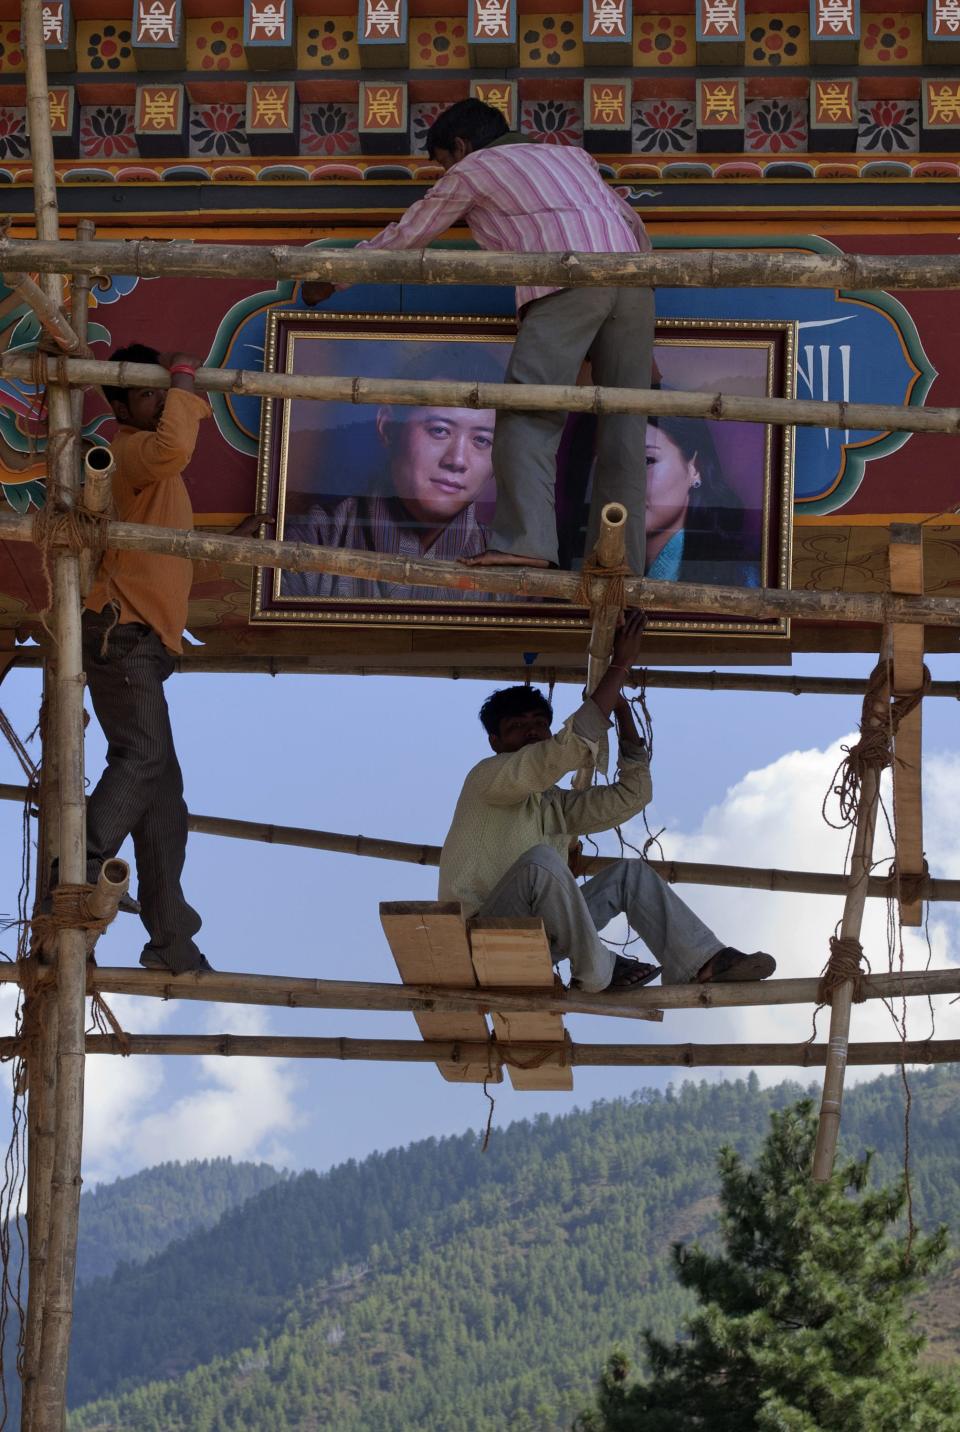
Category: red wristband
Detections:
[{"x1": 168, "y1": 364, "x2": 196, "y2": 377}]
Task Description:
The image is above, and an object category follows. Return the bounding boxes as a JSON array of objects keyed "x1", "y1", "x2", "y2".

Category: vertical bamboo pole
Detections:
[
  {"x1": 571, "y1": 502, "x2": 628, "y2": 795},
  {"x1": 23, "y1": 5, "x2": 90, "y2": 1427},
  {"x1": 812, "y1": 648, "x2": 891, "y2": 1182},
  {"x1": 22, "y1": 654, "x2": 61, "y2": 1430}
]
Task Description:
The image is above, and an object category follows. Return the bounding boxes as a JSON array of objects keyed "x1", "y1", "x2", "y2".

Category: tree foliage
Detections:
[{"x1": 576, "y1": 1099, "x2": 960, "y2": 1432}]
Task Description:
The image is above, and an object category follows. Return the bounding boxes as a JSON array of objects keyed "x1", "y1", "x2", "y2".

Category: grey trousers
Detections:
[
  {"x1": 490, "y1": 285, "x2": 655, "y2": 570},
  {"x1": 83, "y1": 609, "x2": 203, "y2": 973},
  {"x1": 477, "y1": 844, "x2": 722, "y2": 993}
]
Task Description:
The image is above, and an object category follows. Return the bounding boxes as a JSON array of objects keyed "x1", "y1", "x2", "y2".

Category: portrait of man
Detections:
[{"x1": 280, "y1": 341, "x2": 508, "y2": 601}]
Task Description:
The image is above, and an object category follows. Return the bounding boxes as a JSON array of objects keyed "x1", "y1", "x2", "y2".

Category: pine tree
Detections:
[{"x1": 575, "y1": 1099, "x2": 960, "y2": 1432}]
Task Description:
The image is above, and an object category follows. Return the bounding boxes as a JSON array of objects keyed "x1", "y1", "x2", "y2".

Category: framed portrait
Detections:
[{"x1": 251, "y1": 311, "x2": 795, "y2": 638}]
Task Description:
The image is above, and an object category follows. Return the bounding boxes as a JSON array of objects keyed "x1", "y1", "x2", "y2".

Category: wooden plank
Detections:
[
  {"x1": 469, "y1": 918, "x2": 573, "y2": 1092},
  {"x1": 379, "y1": 901, "x2": 498, "y2": 1084},
  {"x1": 889, "y1": 526, "x2": 925, "y2": 926}
]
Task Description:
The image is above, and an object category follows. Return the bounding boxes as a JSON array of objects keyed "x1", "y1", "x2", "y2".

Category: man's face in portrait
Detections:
[{"x1": 376, "y1": 405, "x2": 496, "y2": 524}]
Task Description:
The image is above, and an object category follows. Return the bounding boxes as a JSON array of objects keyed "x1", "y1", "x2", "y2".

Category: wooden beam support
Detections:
[
  {"x1": 2, "y1": 781, "x2": 960, "y2": 904},
  {"x1": 22, "y1": 6, "x2": 89, "y2": 1427},
  {"x1": 813, "y1": 653, "x2": 890, "y2": 1182},
  {"x1": 60, "y1": 1033, "x2": 960, "y2": 1067},
  {"x1": 5, "y1": 350, "x2": 960, "y2": 438},
  {"x1": 5, "y1": 236, "x2": 960, "y2": 293},
  {"x1": 889, "y1": 525, "x2": 926, "y2": 925},
  {"x1": 4, "y1": 513, "x2": 960, "y2": 630},
  {"x1": 0, "y1": 962, "x2": 955, "y2": 1016},
  {"x1": 8, "y1": 652, "x2": 960, "y2": 700}
]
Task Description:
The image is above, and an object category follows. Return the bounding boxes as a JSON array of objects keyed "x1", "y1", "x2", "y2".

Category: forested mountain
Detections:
[
  {"x1": 76, "y1": 1159, "x2": 286, "y2": 1284},
  {"x1": 64, "y1": 1069, "x2": 960, "y2": 1432},
  {"x1": 0, "y1": 1159, "x2": 284, "y2": 1430}
]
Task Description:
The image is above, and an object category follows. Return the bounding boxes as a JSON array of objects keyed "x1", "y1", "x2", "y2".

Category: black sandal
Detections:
[{"x1": 606, "y1": 955, "x2": 660, "y2": 991}]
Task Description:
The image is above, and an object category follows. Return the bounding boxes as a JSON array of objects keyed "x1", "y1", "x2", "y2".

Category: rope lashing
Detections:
[
  {"x1": 891, "y1": 665, "x2": 932, "y2": 732},
  {"x1": 573, "y1": 554, "x2": 634, "y2": 613},
  {"x1": 30, "y1": 884, "x2": 112, "y2": 943},
  {"x1": 826, "y1": 660, "x2": 893, "y2": 829},
  {"x1": 32, "y1": 484, "x2": 110, "y2": 626},
  {"x1": 818, "y1": 935, "x2": 869, "y2": 1006}
]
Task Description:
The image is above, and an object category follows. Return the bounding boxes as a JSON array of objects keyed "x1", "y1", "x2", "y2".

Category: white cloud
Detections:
[
  {"x1": 82, "y1": 1002, "x2": 302, "y2": 1183},
  {"x1": 608, "y1": 735, "x2": 960, "y2": 1081}
]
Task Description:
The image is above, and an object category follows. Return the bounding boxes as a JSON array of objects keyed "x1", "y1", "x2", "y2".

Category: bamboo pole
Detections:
[
  {"x1": 7, "y1": 351, "x2": 960, "y2": 438},
  {"x1": 812, "y1": 658, "x2": 890, "y2": 1183},
  {"x1": 11, "y1": 651, "x2": 960, "y2": 700},
  {"x1": 1, "y1": 781, "x2": 959, "y2": 903},
  {"x1": 1, "y1": 963, "x2": 956, "y2": 1016},
  {"x1": 4, "y1": 512, "x2": 960, "y2": 629},
  {"x1": 1, "y1": 272, "x2": 83, "y2": 355},
  {"x1": 73, "y1": 1033, "x2": 960, "y2": 1067},
  {"x1": 5, "y1": 237, "x2": 960, "y2": 293},
  {"x1": 22, "y1": 6, "x2": 89, "y2": 1427},
  {"x1": 573, "y1": 502, "x2": 627, "y2": 797}
]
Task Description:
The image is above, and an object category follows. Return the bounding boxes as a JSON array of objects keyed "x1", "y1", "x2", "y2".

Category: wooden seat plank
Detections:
[
  {"x1": 379, "y1": 901, "x2": 498, "y2": 1084},
  {"x1": 469, "y1": 918, "x2": 573, "y2": 1092}
]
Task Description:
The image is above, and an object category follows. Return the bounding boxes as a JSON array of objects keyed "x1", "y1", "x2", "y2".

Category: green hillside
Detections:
[
  {"x1": 65, "y1": 1069, "x2": 960, "y2": 1432},
  {"x1": 76, "y1": 1158, "x2": 286, "y2": 1284}
]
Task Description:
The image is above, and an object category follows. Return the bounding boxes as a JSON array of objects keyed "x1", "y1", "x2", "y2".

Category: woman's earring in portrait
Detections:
[{"x1": 691, "y1": 478, "x2": 702, "y2": 489}]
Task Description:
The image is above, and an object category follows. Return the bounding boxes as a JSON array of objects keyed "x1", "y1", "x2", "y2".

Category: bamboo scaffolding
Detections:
[
  {"x1": 3, "y1": 511, "x2": 960, "y2": 629},
  {"x1": 10, "y1": 650, "x2": 960, "y2": 699},
  {"x1": 1, "y1": 272, "x2": 83, "y2": 356},
  {"x1": 61, "y1": 1033, "x2": 960, "y2": 1067},
  {"x1": 5, "y1": 237, "x2": 960, "y2": 293},
  {"x1": 573, "y1": 502, "x2": 627, "y2": 796},
  {"x1": 22, "y1": 6, "x2": 89, "y2": 1427},
  {"x1": 812, "y1": 656, "x2": 890, "y2": 1182},
  {"x1": 32, "y1": 964, "x2": 960, "y2": 1015},
  {"x1": 1, "y1": 781, "x2": 958, "y2": 902},
  {"x1": 7, "y1": 351, "x2": 960, "y2": 438}
]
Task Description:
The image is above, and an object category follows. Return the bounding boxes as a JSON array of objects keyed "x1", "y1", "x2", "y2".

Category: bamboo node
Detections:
[{"x1": 818, "y1": 935, "x2": 869, "y2": 1006}]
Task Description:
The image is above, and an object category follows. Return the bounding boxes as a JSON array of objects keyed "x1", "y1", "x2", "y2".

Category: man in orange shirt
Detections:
[{"x1": 81, "y1": 343, "x2": 211, "y2": 974}]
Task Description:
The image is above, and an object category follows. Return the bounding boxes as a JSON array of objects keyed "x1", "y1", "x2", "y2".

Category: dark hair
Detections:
[
  {"x1": 426, "y1": 99, "x2": 508, "y2": 161},
  {"x1": 103, "y1": 343, "x2": 161, "y2": 405},
  {"x1": 479, "y1": 685, "x2": 553, "y2": 738},
  {"x1": 648, "y1": 414, "x2": 750, "y2": 564},
  {"x1": 377, "y1": 343, "x2": 506, "y2": 446}
]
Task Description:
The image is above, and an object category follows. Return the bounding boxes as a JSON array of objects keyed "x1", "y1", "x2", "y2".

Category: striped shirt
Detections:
[{"x1": 355, "y1": 138, "x2": 650, "y2": 311}]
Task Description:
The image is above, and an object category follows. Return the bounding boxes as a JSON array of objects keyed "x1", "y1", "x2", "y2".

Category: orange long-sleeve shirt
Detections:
[{"x1": 85, "y1": 387, "x2": 210, "y2": 654}]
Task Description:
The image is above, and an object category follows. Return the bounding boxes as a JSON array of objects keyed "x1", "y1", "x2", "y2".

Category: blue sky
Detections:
[{"x1": 0, "y1": 647, "x2": 958, "y2": 1183}]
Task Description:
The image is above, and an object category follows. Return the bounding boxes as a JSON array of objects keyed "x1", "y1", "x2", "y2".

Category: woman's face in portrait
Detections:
[
  {"x1": 645, "y1": 424, "x2": 701, "y2": 540},
  {"x1": 378, "y1": 406, "x2": 495, "y2": 524}
]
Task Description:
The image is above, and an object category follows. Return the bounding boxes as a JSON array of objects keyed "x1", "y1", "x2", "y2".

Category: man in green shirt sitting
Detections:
[{"x1": 439, "y1": 613, "x2": 776, "y2": 993}]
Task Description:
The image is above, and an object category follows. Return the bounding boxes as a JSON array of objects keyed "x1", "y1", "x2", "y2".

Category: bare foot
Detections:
[{"x1": 459, "y1": 550, "x2": 552, "y2": 568}]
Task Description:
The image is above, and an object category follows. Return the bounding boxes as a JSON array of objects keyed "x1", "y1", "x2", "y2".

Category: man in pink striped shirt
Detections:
[{"x1": 303, "y1": 98, "x2": 653, "y2": 573}]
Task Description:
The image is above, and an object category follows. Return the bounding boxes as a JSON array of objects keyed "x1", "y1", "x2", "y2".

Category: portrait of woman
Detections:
[{"x1": 644, "y1": 414, "x2": 761, "y2": 588}]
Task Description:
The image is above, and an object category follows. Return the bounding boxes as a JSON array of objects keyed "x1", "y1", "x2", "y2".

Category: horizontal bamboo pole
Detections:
[
  {"x1": 2, "y1": 271, "x2": 84, "y2": 354},
  {"x1": 11, "y1": 649, "x2": 960, "y2": 699},
  {"x1": 3, "y1": 511, "x2": 960, "y2": 629},
  {"x1": 74, "y1": 1033, "x2": 960, "y2": 1067},
  {"x1": 0, "y1": 781, "x2": 956, "y2": 901},
  {"x1": 7, "y1": 351, "x2": 960, "y2": 437},
  {"x1": 0, "y1": 963, "x2": 956, "y2": 1014},
  {"x1": 12, "y1": 649, "x2": 960, "y2": 698},
  {"x1": 4, "y1": 238, "x2": 960, "y2": 293}
]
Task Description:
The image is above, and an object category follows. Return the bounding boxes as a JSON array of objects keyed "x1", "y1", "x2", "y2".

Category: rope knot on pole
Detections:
[
  {"x1": 825, "y1": 661, "x2": 893, "y2": 829},
  {"x1": 573, "y1": 555, "x2": 634, "y2": 614},
  {"x1": 31, "y1": 885, "x2": 111, "y2": 940},
  {"x1": 818, "y1": 936, "x2": 869, "y2": 1006}
]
